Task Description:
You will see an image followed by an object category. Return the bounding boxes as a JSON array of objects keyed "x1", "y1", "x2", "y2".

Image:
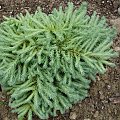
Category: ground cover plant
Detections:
[{"x1": 0, "y1": 2, "x2": 118, "y2": 120}]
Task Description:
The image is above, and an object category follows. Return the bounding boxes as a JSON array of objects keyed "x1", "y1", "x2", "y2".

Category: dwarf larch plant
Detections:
[{"x1": 0, "y1": 2, "x2": 118, "y2": 120}]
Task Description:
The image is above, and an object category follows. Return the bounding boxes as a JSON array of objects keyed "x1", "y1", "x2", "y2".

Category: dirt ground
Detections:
[{"x1": 0, "y1": 0, "x2": 120, "y2": 120}]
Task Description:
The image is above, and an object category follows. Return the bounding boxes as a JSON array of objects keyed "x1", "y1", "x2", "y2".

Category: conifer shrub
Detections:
[{"x1": 0, "y1": 2, "x2": 118, "y2": 120}]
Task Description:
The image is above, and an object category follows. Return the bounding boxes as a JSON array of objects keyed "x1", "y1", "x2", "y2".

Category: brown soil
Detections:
[{"x1": 0, "y1": 0, "x2": 120, "y2": 120}]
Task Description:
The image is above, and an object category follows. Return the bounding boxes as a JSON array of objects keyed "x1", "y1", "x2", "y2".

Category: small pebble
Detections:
[
  {"x1": 9, "y1": 11, "x2": 13, "y2": 14},
  {"x1": 115, "y1": 109, "x2": 117, "y2": 115},
  {"x1": 96, "y1": 76, "x2": 100, "y2": 81},
  {"x1": 102, "y1": 100, "x2": 108, "y2": 103},
  {"x1": 116, "y1": 93, "x2": 120, "y2": 96},
  {"x1": 21, "y1": 7, "x2": 31, "y2": 14},
  {"x1": 99, "y1": 91, "x2": 104, "y2": 100},
  {"x1": 101, "y1": 1, "x2": 105, "y2": 4},
  {"x1": 109, "y1": 117, "x2": 113, "y2": 120},
  {"x1": 118, "y1": 7, "x2": 120, "y2": 15},
  {"x1": 114, "y1": 47, "x2": 120, "y2": 52},
  {"x1": 100, "y1": 81, "x2": 105, "y2": 88},
  {"x1": 113, "y1": 1, "x2": 120, "y2": 9},
  {"x1": 70, "y1": 112, "x2": 77, "y2": 120},
  {"x1": 109, "y1": 97, "x2": 120, "y2": 104},
  {"x1": 107, "y1": 85, "x2": 111, "y2": 90},
  {"x1": 79, "y1": 104, "x2": 82, "y2": 107},
  {"x1": 102, "y1": 106, "x2": 104, "y2": 109},
  {"x1": 94, "y1": 111, "x2": 99, "y2": 117},
  {"x1": 110, "y1": 18, "x2": 120, "y2": 34},
  {"x1": 0, "y1": 6, "x2": 1, "y2": 10}
]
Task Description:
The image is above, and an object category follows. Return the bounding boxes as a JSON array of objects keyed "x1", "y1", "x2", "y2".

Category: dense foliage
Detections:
[{"x1": 0, "y1": 2, "x2": 118, "y2": 120}]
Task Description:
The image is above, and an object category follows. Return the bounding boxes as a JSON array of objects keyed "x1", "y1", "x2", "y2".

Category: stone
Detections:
[
  {"x1": 94, "y1": 111, "x2": 99, "y2": 118},
  {"x1": 99, "y1": 91, "x2": 105, "y2": 100},
  {"x1": 109, "y1": 97, "x2": 120, "y2": 104},
  {"x1": 107, "y1": 85, "x2": 111, "y2": 90},
  {"x1": 114, "y1": 46, "x2": 120, "y2": 52},
  {"x1": 113, "y1": 0, "x2": 120, "y2": 9},
  {"x1": 118, "y1": 7, "x2": 120, "y2": 15},
  {"x1": 69, "y1": 112, "x2": 77, "y2": 120},
  {"x1": 110, "y1": 18, "x2": 120, "y2": 34}
]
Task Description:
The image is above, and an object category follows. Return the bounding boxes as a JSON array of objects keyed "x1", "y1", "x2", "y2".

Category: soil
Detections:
[{"x1": 0, "y1": 0, "x2": 120, "y2": 120}]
